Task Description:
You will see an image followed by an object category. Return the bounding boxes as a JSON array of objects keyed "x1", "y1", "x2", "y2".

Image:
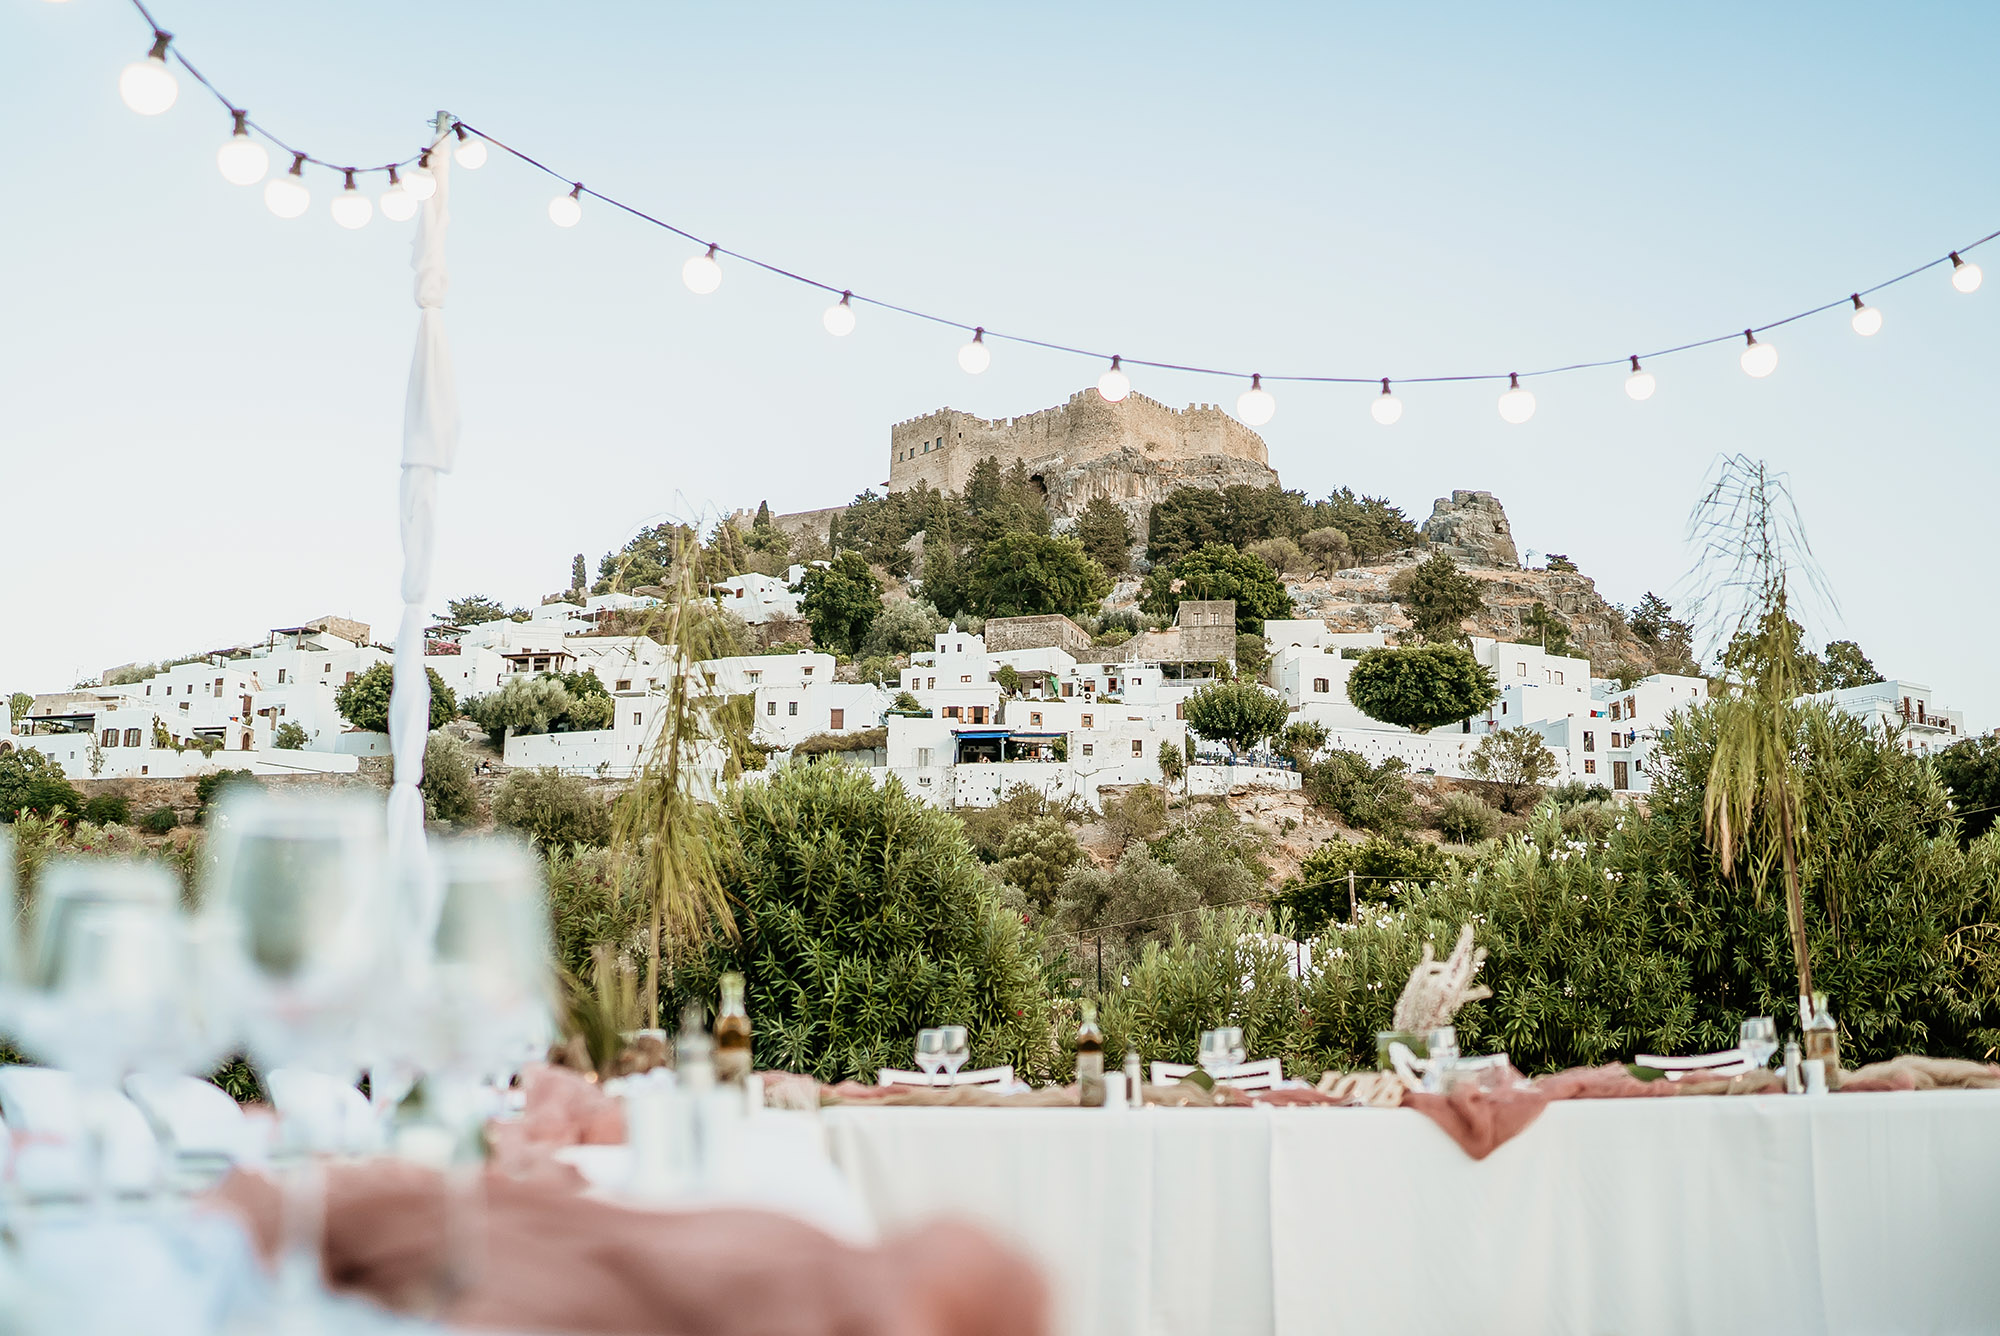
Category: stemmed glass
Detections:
[
  {"x1": 1197, "y1": 1029, "x2": 1229, "y2": 1081},
  {"x1": 914, "y1": 1029, "x2": 946, "y2": 1086},
  {"x1": 938, "y1": 1027, "x2": 969, "y2": 1086},
  {"x1": 1739, "y1": 1017, "x2": 1778, "y2": 1070},
  {"x1": 1223, "y1": 1027, "x2": 1246, "y2": 1069}
]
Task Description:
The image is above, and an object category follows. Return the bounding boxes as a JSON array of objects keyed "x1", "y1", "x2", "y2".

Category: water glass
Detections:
[
  {"x1": 1197, "y1": 1029, "x2": 1228, "y2": 1078},
  {"x1": 1740, "y1": 1016, "x2": 1778, "y2": 1070},
  {"x1": 914, "y1": 1029, "x2": 946, "y2": 1085},
  {"x1": 938, "y1": 1026, "x2": 969, "y2": 1085},
  {"x1": 1223, "y1": 1027, "x2": 1246, "y2": 1068}
]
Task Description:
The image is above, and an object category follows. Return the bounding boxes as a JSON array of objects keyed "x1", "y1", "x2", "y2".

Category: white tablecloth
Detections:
[{"x1": 824, "y1": 1092, "x2": 2000, "y2": 1336}]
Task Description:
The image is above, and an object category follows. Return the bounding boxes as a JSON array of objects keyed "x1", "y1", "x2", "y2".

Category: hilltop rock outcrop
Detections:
[{"x1": 1422, "y1": 490, "x2": 1519, "y2": 569}]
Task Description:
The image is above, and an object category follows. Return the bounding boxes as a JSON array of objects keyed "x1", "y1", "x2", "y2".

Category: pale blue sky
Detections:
[{"x1": 5, "y1": 2, "x2": 1995, "y2": 726}]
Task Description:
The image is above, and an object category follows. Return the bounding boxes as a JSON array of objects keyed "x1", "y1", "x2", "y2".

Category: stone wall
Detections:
[{"x1": 984, "y1": 614, "x2": 1094, "y2": 660}]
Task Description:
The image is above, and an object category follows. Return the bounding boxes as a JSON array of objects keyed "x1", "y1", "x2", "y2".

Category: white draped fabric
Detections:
[
  {"x1": 384, "y1": 117, "x2": 460, "y2": 918},
  {"x1": 824, "y1": 1095, "x2": 2000, "y2": 1336}
]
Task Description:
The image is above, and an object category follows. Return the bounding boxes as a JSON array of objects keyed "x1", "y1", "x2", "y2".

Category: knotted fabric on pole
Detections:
[{"x1": 385, "y1": 116, "x2": 460, "y2": 927}]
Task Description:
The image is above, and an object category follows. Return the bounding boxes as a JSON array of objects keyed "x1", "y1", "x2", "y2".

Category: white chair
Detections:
[
  {"x1": 264, "y1": 1068, "x2": 375, "y2": 1153},
  {"x1": 1150, "y1": 1057, "x2": 1284, "y2": 1091},
  {"x1": 126, "y1": 1073, "x2": 256, "y2": 1170},
  {"x1": 875, "y1": 1065, "x2": 1015, "y2": 1089},
  {"x1": 1633, "y1": 1049, "x2": 1753, "y2": 1081},
  {"x1": 0, "y1": 1066, "x2": 161, "y2": 1196}
]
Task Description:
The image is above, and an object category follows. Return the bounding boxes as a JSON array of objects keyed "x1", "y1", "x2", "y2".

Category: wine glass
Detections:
[
  {"x1": 914, "y1": 1029, "x2": 946, "y2": 1086},
  {"x1": 1197, "y1": 1029, "x2": 1228, "y2": 1080},
  {"x1": 1223, "y1": 1027, "x2": 1246, "y2": 1069},
  {"x1": 1739, "y1": 1016, "x2": 1778, "y2": 1070},
  {"x1": 938, "y1": 1027, "x2": 969, "y2": 1086}
]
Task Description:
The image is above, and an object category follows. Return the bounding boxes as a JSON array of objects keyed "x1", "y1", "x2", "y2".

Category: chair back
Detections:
[
  {"x1": 265, "y1": 1068, "x2": 375, "y2": 1152},
  {"x1": 126, "y1": 1073, "x2": 252, "y2": 1162},
  {"x1": 1150, "y1": 1058, "x2": 1283, "y2": 1090},
  {"x1": 1633, "y1": 1049, "x2": 1753, "y2": 1081},
  {"x1": 875, "y1": 1066, "x2": 1014, "y2": 1089}
]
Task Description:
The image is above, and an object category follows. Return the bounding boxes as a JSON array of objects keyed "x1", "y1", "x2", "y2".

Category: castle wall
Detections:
[{"x1": 888, "y1": 390, "x2": 1271, "y2": 497}]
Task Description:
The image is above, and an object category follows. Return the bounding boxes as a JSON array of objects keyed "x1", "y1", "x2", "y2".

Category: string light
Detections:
[
  {"x1": 1496, "y1": 373, "x2": 1536, "y2": 424},
  {"x1": 404, "y1": 152, "x2": 437, "y2": 203},
  {"x1": 1624, "y1": 356, "x2": 1656, "y2": 401},
  {"x1": 1950, "y1": 252, "x2": 1982, "y2": 294},
  {"x1": 330, "y1": 169, "x2": 372, "y2": 229},
  {"x1": 1097, "y1": 356, "x2": 1131, "y2": 403},
  {"x1": 379, "y1": 166, "x2": 417, "y2": 221},
  {"x1": 958, "y1": 328, "x2": 991, "y2": 375},
  {"x1": 1849, "y1": 294, "x2": 1882, "y2": 337},
  {"x1": 119, "y1": 30, "x2": 178, "y2": 115},
  {"x1": 452, "y1": 124, "x2": 487, "y2": 169},
  {"x1": 263, "y1": 152, "x2": 309, "y2": 219},
  {"x1": 822, "y1": 292, "x2": 856, "y2": 337},
  {"x1": 1739, "y1": 330, "x2": 1778, "y2": 378},
  {"x1": 1237, "y1": 374, "x2": 1275, "y2": 426},
  {"x1": 215, "y1": 109, "x2": 267, "y2": 185},
  {"x1": 1370, "y1": 378, "x2": 1403, "y2": 425},
  {"x1": 548, "y1": 183, "x2": 583, "y2": 228},
  {"x1": 682, "y1": 244, "x2": 723, "y2": 295}
]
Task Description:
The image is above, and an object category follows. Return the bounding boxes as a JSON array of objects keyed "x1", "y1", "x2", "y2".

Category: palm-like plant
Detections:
[{"x1": 1687, "y1": 456, "x2": 1831, "y2": 1024}]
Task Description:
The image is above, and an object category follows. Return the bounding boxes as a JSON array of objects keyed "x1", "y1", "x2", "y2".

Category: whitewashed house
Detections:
[{"x1": 1803, "y1": 679, "x2": 1966, "y2": 756}]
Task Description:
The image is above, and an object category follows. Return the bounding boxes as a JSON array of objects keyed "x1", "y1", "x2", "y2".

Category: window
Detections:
[
  {"x1": 746, "y1": 671, "x2": 761, "y2": 684},
  {"x1": 1516, "y1": 663, "x2": 1527, "y2": 677},
  {"x1": 1132, "y1": 739, "x2": 1144, "y2": 758},
  {"x1": 166, "y1": 686, "x2": 172, "y2": 696},
  {"x1": 1029, "y1": 712, "x2": 1042, "y2": 727},
  {"x1": 767, "y1": 700, "x2": 777, "y2": 716},
  {"x1": 324, "y1": 663, "x2": 332, "y2": 673},
  {"x1": 1131, "y1": 676, "x2": 1141, "y2": 686},
  {"x1": 1085, "y1": 680, "x2": 1097, "y2": 695},
  {"x1": 1313, "y1": 677, "x2": 1330, "y2": 694},
  {"x1": 1082, "y1": 714, "x2": 1094, "y2": 729},
  {"x1": 944, "y1": 706, "x2": 961, "y2": 720},
  {"x1": 615, "y1": 679, "x2": 631, "y2": 691},
  {"x1": 1501, "y1": 701, "x2": 1507, "y2": 714},
  {"x1": 632, "y1": 712, "x2": 642, "y2": 726},
  {"x1": 927, "y1": 677, "x2": 936, "y2": 689},
  {"x1": 1081, "y1": 743, "x2": 1094, "y2": 757},
  {"x1": 213, "y1": 678, "x2": 225, "y2": 697},
  {"x1": 1583, "y1": 731, "x2": 1595, "y2": 752},
  {"x1": 1583, "y1": 759, "x2": 1597, "y2": 775},
  {"x1": 1554, "y1": 671, "x2": 1564, "y2": 685},
  {"x1": 1176, "y1": 703, "x2": 1185, "y2": 720},
  {"x1": 830, "y1": 709, "x2": 844, "y2": 729},
  {"x1": 960, "y1": 675, "x2": 972, "y2": 683},
  {"x1": 124, "y1": 728, "x2": 142, "y2": 747},
  {"x1": 915, "y1": 747, "x2": 933, "y2": 767},
  {"x1": 735, "y1": 588, "x2": 744, "y2": 598},
  {"x1": 1062, "y1": 683, "x2": 1073, "y2": 697},
  {"x1": 101, "y1": 728, "x2": 118, "y2": 747},
  {"x1": 802, "y1": 666, "x2": 813, "y2": 676},
  {"x1": 1624, "y1": 696, "x2": 1636, "y2": 716},
  {"x1": 277, "y1": 668, "x2": 287, "y2": 684},
  {"x1": 1610, "y1": 702, "x2": 1622, "y2": 720},
  {"x1": 145, "y1": 685, "x2": 151, "y2": 696},
  {"x1": 788, "y1": 701, "x2": 799, "y2": 717},
  {"x1": 345, "y1": 671, "x2": 356, "y2": 685}
]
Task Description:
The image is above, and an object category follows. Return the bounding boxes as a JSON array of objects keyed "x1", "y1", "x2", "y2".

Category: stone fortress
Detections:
[{"x1": 888, "y1": 389, "x2": 1280, "y2": 527}]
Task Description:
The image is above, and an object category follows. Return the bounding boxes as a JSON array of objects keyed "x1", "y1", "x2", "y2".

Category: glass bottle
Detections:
[
  {"x1": 714, "y1": 973, "x2": 752, "y2": 1084},
  {"x1": 1076, "y1": 1001, "x2": 1105, "y2": 1107},
  {"x1": 1123, "y1": 1049, "x2": 1144, "y2": 1109},
  {"x1": 1802, "y1": 992, "x2": 1840, "y2": 1083},
  {"x1": 676, "y1": 1002, "x2": 714, "y2": 1092}
]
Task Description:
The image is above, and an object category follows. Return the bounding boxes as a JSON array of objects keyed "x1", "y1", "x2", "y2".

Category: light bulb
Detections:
[
  {"x1": 1370, "y1": 378, "x2": 1403, "y2": 425},
  {"x1": 1497, "y1": 373, "x2": 1536, "y2": 424},
  {"x1": 823, "y1": 291, "x2": 856, "y2": 337},
  {"x1": 263, "y1": 154, "x2": 310, "y2": 219},
  {"x1": 452, "y1": 125, "x2": 487, "y2": 169},
  {"x1": 1236, "y1": 374, "x2": 1275, "y2": 426},
  {"x1": 683, "y1": 244, "x2": 723, "y2": 295},
  {"x1": 1950, "y1": 252, "x2": 1982, "y2": 294},
  {"x1": 958, "y1": 328, "x2": 991, "y2": 374},
  {"x1": 404, "y1": 155, "x2": 438, "y2": 202},
  {"x1": 1849, "y1": 294, "x2": 1881, "y2": 337},
  {"x1": 330, "y1": 170, "x2": 373, "y2": 229},
  {"x1": 119, "y1": 33, "x2": 178, "y2": 116},
  {"x1": 1624, "y1": 356, "x2": 1656, "y2": 401},
  {"x1": 1097, "y1": 356, "x2": 1131, "y2": 402},
  {"x1": 1739, "y1": 330, "x2": 1777, "y2": 378},
  {"x1": 549, "y1": 184, "x2": 583, "y2": 228},
  {"x1": 216, "y1": 111, "x2": 268, "y2": 185},
  {"x1": 379, "y1": 167, "x2": 417, "y2": 222}
]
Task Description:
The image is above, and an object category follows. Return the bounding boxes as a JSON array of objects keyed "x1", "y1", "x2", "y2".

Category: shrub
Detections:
[
  {"x1": 1139, "y1": 543, "x2": 1292, "y2": 634},
  {"x1": 675, "y1": 764, "x2": 1051, "y2": 1082},
  {"x1": 194, "y1": 769, "x2": 259, "y2": 819},
  {"x1": 796, "y1": 551, "x2": 883, "y2": 656},
  {"x1": 957, "y1": 785, "x2": 1088, "y2": 862},
  {"x1": 332, "y1": 663, "x2": 456, "y2": 734},
  {"x1": 1100, "y1": 784, "x2": 1168, "y2": 847},
  {"x1": 140, "y1": 805, "x2": 179, "y2": 834},
  {"x1": 466, "y1": 675, "x2": 574, "y2": 748},
  {"x1": 1548, "y1": 781, "x2": 1614, "y2": 808},
  {"x1": 1279, "y1": 836, "x2": 1453, "y2": 934},
  {"x1": 1465, "y1": 727, "x2": 1560, "y2": 812},
  {"x1": 544, "y1": 844, "x2": 649, "y2": 980},
  {"x1": 858, "y1": 599, "x2": 946, "y2": 659},
  {"x1": 1276, "y1": 720, "x2": 1329, "y2": 766},
  {"x1": 272, "y1": 721, "x2": 309, "y2": 750},
  {"x1": 1182, "y1": 679, "x2": 1290, "y2": 757},
  {"x1": 1093, "y1": 908, "x2": 1305, "y2": 1072},
  {"x1": 1301, "y1": 749, "x2": 1415, "y2": 833},
  {"x1": 1436, "y1": 791, "x2": 1501, "y2": 844},
  {"x1": 1345, "y1": 642, "x2": 1499, "y2": 733},
  {"x1": 1936, "y1": 735, "x2": 2000, "y2": 847},
  {"x1": 1246, "y1": 536, "x2": 1306, "y2": 577},
  {"x1": 0, "y1": 750, "x2": 85, "y2": 823},
  {"x1": 81, "y1": 793, "x2": 131, "y2": 826},
  {"x1": 995, "y1": 815, "x2": 1085, "y2": 912},
  {"x1": 418, "y1": 730, "x2": 479, "y2": 825},
  {"x1": 1395, "y1": 553, "x2": 1484, "y2": 641},
  {"x1": 492, "y1": 767, "x2": 611, "y2": 847}
]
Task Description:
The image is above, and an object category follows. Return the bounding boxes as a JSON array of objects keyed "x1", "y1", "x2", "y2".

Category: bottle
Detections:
[
  {"x1": 1802, "y1": 992, "x2": 1840, "y2": 1087},
  {"x1": 1783, "y1": 1041, "x2": 1804, "y2": 1094},
  {"x1": 676, "y1": 1002, "x2": 714, "y2": 1092},
  {"x1": 1123, "y1": 1050, "x2": 1144, "y2": 1109},
  {"x1": 714, "y1": 973, "x2": 752, "y2": 1084},
  {"x1": 1076, "y1": 1001, "x2": 1105, "y2": 1107}
]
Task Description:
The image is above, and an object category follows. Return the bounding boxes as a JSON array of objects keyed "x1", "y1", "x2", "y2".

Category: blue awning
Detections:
[{"x1": 955, "y1": 729, "x2": 1010, "y2": 739}]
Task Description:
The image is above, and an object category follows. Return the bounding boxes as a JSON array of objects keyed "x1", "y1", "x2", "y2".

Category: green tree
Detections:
[
  {"x1": 553, "y1": 670, "x2": 615, "y2": 731},
  {"x1": 1299, "y1": 527, "x2": 1352, "y2": 577},
  {"x1": 1522, "y1": 602, "x2": 1573, "y2": 656},
  {"x1": 1436, "y1": 791, "x2": 1501, "y2": 844},
  {"x1": 332, "y1": 663, "x2": 456, "y2": 734},
  {"x1": 466, "y1": 675, "x2": 573, "y2": 748},
  {"x1": 413, "y1": 729, "x2": 478, "y2": 825},
  {"x1": 1280, "y1": 836, "x2": 1453, "y2": 933},
  {"x1": 859, "y1": 599, "x2": 947, "y2": 659},
  {"x1": 1345, "y1": 642, "x2": 1499, "y2": 733},
  {"x1": 0, "y1": 751, "x2": 86, "y2": 821},
  {"x1": 1464, "y1": 726, "x2": 1561, "y2": 813},
  {"x1": 1275, "y1": 719, "x2": 1329, "y2": 766},
  {"x1": 1144, "y1": 488, "x2": 1232, "y2": 565},
  {"x1": 571, "y1": 553, "x2": 588, "y2": 593},
  {"x1": 595, "y1": 522, "x2": 698, "y2": 593},
  {"x1": 996, "y1": 815, "x2": 1086, "y2": 912},
  {"x1": 1139, "y1": 543, "x2": 1292, "y2": 634},
  {"x1": 1074, "y1": 497, "x2": 1135, "y2": 574},
  {"x1": 1935, "y1": 736, "x2": 2000, "y2": 847},
  {"x1": 1181, "y1": 679, "x2": 1290, "y2": 758},
  {"x1": 1397, "y1": 553, "x2": 1483, "y2": 641},
  {"x1": 1818, "y1": 640, "x2": 1880, "y2": 690},
  {"x1": 966, "y1": 533, "x2": 1111, "y2": 619},
  {"x1": 1301, "y1": 749, "x2": 1416, "y2": 832},
  {"x1": 272, "y1": 721, "x2": 309, "y2": 750},
  {"x1": 445, "y1": 594, "x2": 509, "y2": 626},
  {"x1": 675, "y1": 763, "x2": 1050, "y2": 1082},
  {"x1": 1247, "y1": 536, "x2": 1305, "y2": 578},
  {"x1": 796, "y1": 551, "x2": 883, "y2": 655},
  {"x1": 492, "y1": 767, "x2": 611, "y2": 847},
  {"x1": 1544, "y1": 553, "x2": 1579, "y2": 573},
  {"x1": 1234, "y1": 633, "x2": 1271, "y2": 679},
  {"x1": 1317, "y1": 488, "x2": 1421, "y2": 563},
  {"x1": 1630, "y1": 592, "x2": 1698, "y2": 674}
]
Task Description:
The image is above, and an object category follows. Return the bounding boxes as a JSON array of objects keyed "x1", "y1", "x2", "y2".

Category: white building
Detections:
[
  {"x1": 712, "y1": 567, "x2": 807, "y2": 626},
  {"x1": 1803, "y1": 679, "x2": 1966, "y2": 756}
]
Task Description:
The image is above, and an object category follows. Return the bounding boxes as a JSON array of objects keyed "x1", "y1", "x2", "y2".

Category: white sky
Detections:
[{"x1": 4, "y1": 2, "x2": 1995, "y2": 728}]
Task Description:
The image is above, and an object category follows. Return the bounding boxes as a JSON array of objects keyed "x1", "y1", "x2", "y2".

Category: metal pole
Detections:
[{"x1": 1348, "y1": 869, "x2": 1357, "y2": 922}]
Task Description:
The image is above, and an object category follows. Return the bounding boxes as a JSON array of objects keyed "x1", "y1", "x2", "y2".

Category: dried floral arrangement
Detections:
[{"x1": 1391, "y1": 925, "x2": 1492, "y2": 1034}]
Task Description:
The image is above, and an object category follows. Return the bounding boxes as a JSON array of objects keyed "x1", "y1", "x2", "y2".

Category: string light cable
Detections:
[{"x1": 97, "y1": 0, "x2": 1998, "y2": 424}]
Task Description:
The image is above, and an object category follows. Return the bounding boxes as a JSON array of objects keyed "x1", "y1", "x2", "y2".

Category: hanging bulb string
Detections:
[{"x1": 115, "y1": 0, "x2": 2000, "y2": 389}]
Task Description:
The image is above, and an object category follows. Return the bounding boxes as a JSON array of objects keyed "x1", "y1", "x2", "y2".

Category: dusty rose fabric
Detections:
[
  {"x1": 1247, "y1": 1087, "x2": 1344, "y2": 1107},
  {"x1": 1400, "y1": 1085, "x2": 1551, "y2": 1160},
  {"x1": 211, "y1": 1162, "x2": 1049, "y2": 1336}
]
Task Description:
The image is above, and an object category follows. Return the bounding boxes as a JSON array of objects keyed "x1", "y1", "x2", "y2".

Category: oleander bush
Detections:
[{"x1": 492, "y1": 767, "x2": 612, "y2": 848}]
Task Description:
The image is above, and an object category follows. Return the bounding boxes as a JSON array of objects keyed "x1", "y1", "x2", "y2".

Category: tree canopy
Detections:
[
  {"x1": 1073, "y1": 496, "x2": 1135, "y2": 574},
  {"x1": 0, "y1": 749, "x2": 84, "y2": 823},
  {"x1": 445, "y1": 594, "x2": 511, "y2": 626},
  {"x1": 1465, "y1": 726, "x2": 1561, "y2": 812},
  {"x1": 966, "y1": 533, "x2": 1112, "y2": 619},
  {"x1": 1139, "y1": 543, "x2": 1292, "y2": 634},
  {"x1": 333, "y1": 663, "x2": 456, "y2": 734},
  {"x1": 796, "y1": 551, "x2": 883, "y2": 656},
  {"x1": 1397, "y1": 553, "x2": 1484, "y2": 641},
  {"x1": 1345, "y1": 642, "x2": 1499, "y2": 733},
  {"x1": 1935, "y1": 735, "x2": 2000, "y2": 847},
  {"x1": 1181, "y1": 679, "x2": 1290, "y2": 756}
]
